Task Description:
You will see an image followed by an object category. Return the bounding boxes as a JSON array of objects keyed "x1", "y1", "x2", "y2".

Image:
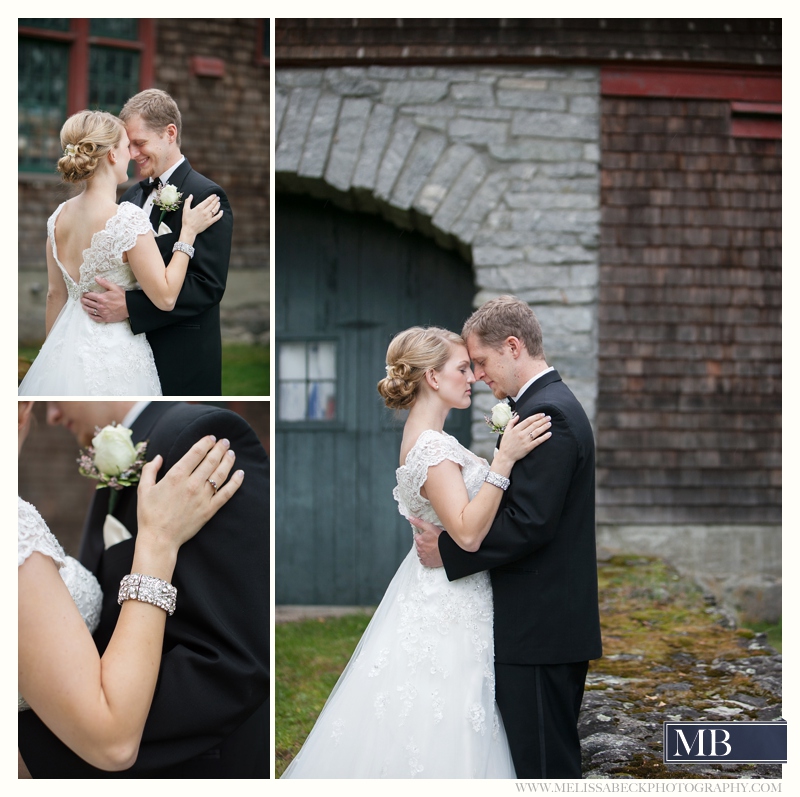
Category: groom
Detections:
[
  {"x1": 18, "y1": 401, "x2": 269, "y2": 778},
  {"x1": 80, "y1": 89, "x2": 233, "y2": 395},
  {"x1": 415, "y1": 295, "x2": 602, "y2": 778}
]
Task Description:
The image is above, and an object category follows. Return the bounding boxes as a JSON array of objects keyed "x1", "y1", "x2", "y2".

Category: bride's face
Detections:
[
  {"x1": 432, "y1": 345, "x2": 475, "y2": 410},
  {"x1": 111, "y1": 129, "x2": 132, "y2": 184}
]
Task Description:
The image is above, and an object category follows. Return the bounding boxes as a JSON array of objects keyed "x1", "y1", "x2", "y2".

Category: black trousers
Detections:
[{"x1": 495, "y1": 660, "x2": 589, "y2": 779}]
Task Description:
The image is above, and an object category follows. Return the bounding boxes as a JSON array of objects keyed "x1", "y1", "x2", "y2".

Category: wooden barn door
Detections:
[{"x1": 276, "y1": 195, "x2": 475, "y2": 604}]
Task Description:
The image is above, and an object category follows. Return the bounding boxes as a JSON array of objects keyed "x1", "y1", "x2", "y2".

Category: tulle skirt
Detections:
[
  {"x1": 19, "y1": 298, "x2": 161, "y2": 396},
  {"x1": 281, "y1": 547, "x2": 516, "y2": 779}
]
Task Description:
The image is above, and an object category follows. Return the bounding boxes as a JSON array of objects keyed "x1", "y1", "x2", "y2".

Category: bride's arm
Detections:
[
  {"x1": 44, "y1": 240, "x2": 68, "y2": 337},
  {"x1": 17, "y1": 437, "x2": 243, "y2": 772},
  {"x1": 125, "y1": 194, "x2": 223, "y2": 312},
  {"x1": 422, "y1": 414, "x2": 552, "y2": 552}
]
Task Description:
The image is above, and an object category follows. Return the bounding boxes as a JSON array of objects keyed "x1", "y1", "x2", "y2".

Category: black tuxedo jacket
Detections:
[
  {"x1": 120, "y1": 159, "x2": 233, "y2": 395},
  {"x1": 18, "y1": 402, "x2": 269, "y2": 778},
  {"x1": 439, "y1": 371, "x2": 602, "y2": 666}
]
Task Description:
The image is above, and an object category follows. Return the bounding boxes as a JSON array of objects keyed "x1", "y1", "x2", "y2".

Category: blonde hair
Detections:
[
  {"x1": 377, "y1": 326, "x2": 464, "y2": 410},
  {"x1": 462, "y1": 295, "x2": 545, "y2": 358},
  {"x1": 120, "y1": 88, "x2": 182, "y2": 147},
  {"x1": 57, "y1": 110, "x2": 124, "y2": 184}
]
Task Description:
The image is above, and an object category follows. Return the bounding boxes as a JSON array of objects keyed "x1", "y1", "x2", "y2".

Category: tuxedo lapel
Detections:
[
  {"x1": 149, "y1": 160, "x2": 193, "y2": 234},
  {"x1": 78, "y1": 486, "x2": 111, "y2": 574},
  {"x1": 515, "y1": 369, "x2": 562, "y2": 415},
  {"x1": 78, "y1": 403, "x2": 178, "y2": 574}
]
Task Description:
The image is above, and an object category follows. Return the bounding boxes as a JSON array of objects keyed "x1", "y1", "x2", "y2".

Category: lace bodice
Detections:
[
  {"x1": 48, "y1": 201, "x2": 153, "y2": 300},
  {"x1": 394, "y1": 429, "x2": 490, "y2": 525},
  {"x1": 18, "y1": 498, "x2": 102, "y2": 711}
]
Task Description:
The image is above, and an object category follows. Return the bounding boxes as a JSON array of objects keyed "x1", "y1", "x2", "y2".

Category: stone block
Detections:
[
  {"x1": 325, "y1": 70, "x2": 382, "y2": 97},
  {"x1": 325, "y1": 98, "x2": 372, "y2": 192},
  {"x1": 497, "y1": 90, "x2": 567, "y2": 111},
  {"x1": 451, "y1": 172, "x2": 509, "y2": 239},
  {"x1": 511, "y1": 110, "x2": 598, "y2": 141},
  {"x1": 431, "y1": 154, "x2": 488, "y2": 233},
  {"x1": 367, "y1": 65, "x2": 408, "y2": 79},
  {"x1": 413, "y1": 143, "x2": 476, "y2": 217},
  {"x1": 383, "y1": 80, "x2": 449, "y2": 105},
  {"x1": 275, "y1": 87, "x2": 321, "y2": 172},
  {"x1": 298, "y1": 94, "x2": 341, "y2": 179},
  {"x1": 489, "y1": 139, "x2": 584, "y2": 162},
  {"x1": 448, "y1": 117, "x2": 508, "y2": 146},
  {"x1": 374, "y1": 116, "x2": 419, "y2": 201},
  {"x1": 275, "y1": 90, "x2": 288, "y2": 137},
  {"x1": 570, "y1": 95, "x2": 600, "y2": 115},
  {"x1": 276, "y1": 69, "x2": 323, "y2": 88},
  {"x1": 449, "y1": 82, "x2": 495, "y2": 106},
  {"x1": 391, "y1": 131, "x2": 448, "y2": 210},
  {"x1": 351, "y1": 104, "x2": 396, "y2": 191}
]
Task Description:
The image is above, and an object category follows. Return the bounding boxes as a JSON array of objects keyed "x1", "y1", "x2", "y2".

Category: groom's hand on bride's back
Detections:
[
  {"x1": 81, "y1": 278, "x2": 129, "y2": 323},
  {"x1": 411, "y1": 517, "x2": 444, "y2": 568}
]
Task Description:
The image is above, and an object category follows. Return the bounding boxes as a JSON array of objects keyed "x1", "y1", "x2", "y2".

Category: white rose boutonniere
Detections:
[
  {"x1": 154, "y1": 183, "x2": 183, "y2": 227},
  {"x1": 78, "y1": 423, "x2": 149, "y2": 512},
  {"x1": 485, "y1": 401, "x2": 515, "y2": 434}
]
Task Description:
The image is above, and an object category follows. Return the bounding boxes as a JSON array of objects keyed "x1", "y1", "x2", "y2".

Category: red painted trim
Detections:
[
  {"x1": 256, "y1": 19, "x2": 270, "y2": 67},
  {"x1": 69, "y1": 19, "x2": 90, "y2": 114},
  {"x1": 602, "y1": 66, "x2": 781, "y2": 103},
  {"x1": 18, "y1": 27, "x2": 76, "y2": 42},
  {"x1": 731, "y1": 101, "x2": 781, "y2": 115},
  {"x1": 731, "y1": 117, "x2": 782, "y2": 139},
  {"x1": 139, "y1": 20, "x2": 155, "y2": 90}
]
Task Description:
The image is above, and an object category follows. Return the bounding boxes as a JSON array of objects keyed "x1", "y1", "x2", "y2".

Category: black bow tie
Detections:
[
  {"x1": 506, "y1": 397, "x2": 516, "y2": 411},
  {"x1": 139, "y1": 177, "x2": 161, "y2": 196}
]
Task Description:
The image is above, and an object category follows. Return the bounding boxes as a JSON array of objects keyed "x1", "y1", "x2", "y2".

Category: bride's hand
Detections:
[
  {"x1": 498, "y1": 413, "x2": 552, "y2": 464},
  {"x1": 136, "y1": 436, "x2": 244, "y2": 554},
  {"x1": 180, "y1": 193, "x2": 223, "y2": 237}
]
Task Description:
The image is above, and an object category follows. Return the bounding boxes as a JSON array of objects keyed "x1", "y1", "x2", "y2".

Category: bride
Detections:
[
  {"x1": 281, "y1": 326, "x2": 552, "y2": 778},
  {"x1": 18, "y1": 110, "x2": 222, "y2": 396},
  {"x1": 18, "y1": 401, "x2": 243, "y2": 775}
]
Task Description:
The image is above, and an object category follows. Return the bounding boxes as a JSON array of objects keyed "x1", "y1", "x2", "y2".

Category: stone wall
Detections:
[{"x1": 275, "y1": 64, "x2": 601, "y2": 455}]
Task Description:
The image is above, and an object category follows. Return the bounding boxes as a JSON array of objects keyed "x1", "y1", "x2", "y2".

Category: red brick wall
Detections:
[
  {"x1": 597, "y1": 96, "x2": 781, "y2": 524},
  {"x1": 18, "y1": 18, "x2": 269, "y2": 272}
]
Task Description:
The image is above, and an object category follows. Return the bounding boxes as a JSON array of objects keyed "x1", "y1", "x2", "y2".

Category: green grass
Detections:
[
  {"x1": 275, "y1": 613, "x2": 372, "y2": 777},
  {"x1": 746, "y1": 618, "x2": 781, "y2": 653},
  {"x1": 221, "y1": 342, "x2": 269, "y2": 396},
  {"x1": 275, "y1": 558, "x2": 782, "y2": 778},
  {"x1": 20, "y1": 342, "x2": 269, "y2": 397}
]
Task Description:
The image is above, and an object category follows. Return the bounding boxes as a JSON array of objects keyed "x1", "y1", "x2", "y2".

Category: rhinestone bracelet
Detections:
[
  {"x1": 484, "y1": 470, "x2": 510, "y2": 491},
  {"x1": 118, "y1": 573, "x2": 177, "y2": 616},
  {"x1": 172, "y1": 241, "x2": 195, "y2": 259}
]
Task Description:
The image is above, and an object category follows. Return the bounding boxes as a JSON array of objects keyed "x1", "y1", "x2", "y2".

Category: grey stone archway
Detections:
[{"x1": 276, "y1": 64, "x2": 601, "y2": 454}]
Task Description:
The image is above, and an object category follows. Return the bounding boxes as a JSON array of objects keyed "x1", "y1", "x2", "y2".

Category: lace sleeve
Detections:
[
  {"x1": 112, "y1": 202, "x2": 154, "y2": 253},
  {"x1": 393, "y1": 431, "x2": 471, "y2": 521},
  {"x1": 18, "y1": 497, "x2": 66, "y2": 569}
]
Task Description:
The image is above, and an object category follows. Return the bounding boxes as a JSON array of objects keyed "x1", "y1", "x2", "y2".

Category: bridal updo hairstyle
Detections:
[
  {"x1": 377, "y1": 326, "x2": 464, "y2": 410},
  {"x1": 56, "y1": 110, "x2": 124, "y2": 184}
]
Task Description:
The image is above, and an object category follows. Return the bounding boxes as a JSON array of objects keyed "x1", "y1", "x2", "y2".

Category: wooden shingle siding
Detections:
[
  {"x1": 596, "y1": 95, "x2": 781, "y2": 525},
  {"x1": 276, "y1": 19, "x2": 781, "y2": 69}
]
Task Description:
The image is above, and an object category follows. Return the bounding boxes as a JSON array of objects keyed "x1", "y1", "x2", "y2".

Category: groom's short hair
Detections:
[
  {"x1": 120, "y1": 88, "x2": 182, "y2": 147},
  {"x1": 462, "y1": 295, "x2": 545, "y2": 358}
]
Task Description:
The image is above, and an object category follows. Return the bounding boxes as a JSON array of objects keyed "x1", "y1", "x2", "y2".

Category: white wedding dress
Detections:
[
  {"x1": 18, "y1": 497, "x2": 102, "y2": 711},
  {"x1": 282, "y1": 430, "x2": 516, "y2": 779},
  {"x1": 19, "y1": 202, "x2": 162, "y2": 396}
]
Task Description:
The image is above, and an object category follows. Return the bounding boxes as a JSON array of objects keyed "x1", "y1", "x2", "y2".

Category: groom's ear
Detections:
[{"x1": 506, "y1": 336, "x2": 525, "y2": 358}]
